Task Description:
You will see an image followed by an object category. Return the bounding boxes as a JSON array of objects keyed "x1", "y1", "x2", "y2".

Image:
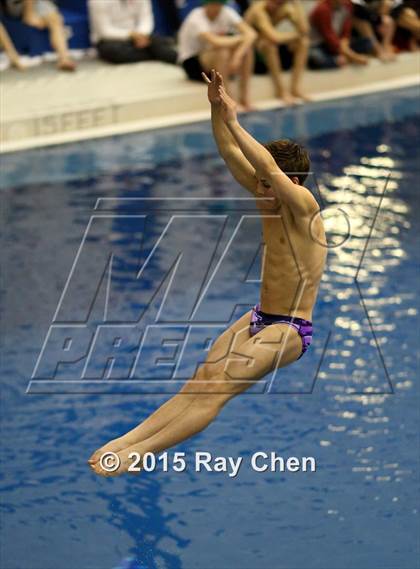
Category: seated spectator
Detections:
[
  {"x1": 309, "y1": 0, "x2": 370, "y2": 69},
  {"x1": 88, "y1": 0, "x2": 177, "y2": 65},
  {"x1": 2, "y1": 0, "x2": 75, "y2": 70},
  {"x1": 245, "y1": 0, "x2": 311, "y2": 104},
  {"x1": 0, "y1": 21, "x2": 25, "y2": 69},
  {"x1": 178, "y1": 1, "x2": 257, "y2": 110},
  {"x1": 392, "y1": 0, "x2": 420, "y2": 51},
  {"x1": 351, "y1": 0, "x2": 397, "y2": 61}
]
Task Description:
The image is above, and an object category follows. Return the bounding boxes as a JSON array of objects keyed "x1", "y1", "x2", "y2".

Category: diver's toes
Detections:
[{"x1": 88, "y1": 448, "x2": 104, "y2": 465}]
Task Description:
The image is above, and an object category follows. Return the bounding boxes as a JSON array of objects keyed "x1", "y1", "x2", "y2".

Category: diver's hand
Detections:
[
  {"x1": 218, "y1": 84, "x2": 238, "y2": 124},
  {"x1": 202, "y1": 69, "x2": 225, "y2": 105}
]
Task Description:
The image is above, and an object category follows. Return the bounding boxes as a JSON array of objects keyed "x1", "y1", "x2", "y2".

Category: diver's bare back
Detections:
[{"x1": 257, "y1": 192, "x2": 326, "y2": 322}]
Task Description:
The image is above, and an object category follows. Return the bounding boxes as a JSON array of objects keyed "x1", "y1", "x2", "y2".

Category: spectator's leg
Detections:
[
  {"x1": 23, "y1": 4, "x2": 45, "y2": 28},
  {"x1": 352, "y1": 17, "x2": 388, "y2": 60},
  {"x1": 199, "y1": 47, "x2": 233, "y2": 93},
  {"x1": 308, "y1": 45, "x2": 341, "y2": 70},
  {"x1": 238, "y1": 44, "x2": 254, "y2": 110},
  {"x1": 0, "y1": 23, "x2": 24, "y2": 70},
  {"x1": 378, "y1": 15, "x2": 397, "y2": 59},
  {"x1": 397, "y1": 7, "x2": 420, "y2": 39},
  {"x1": 97, "y1": 40, "x2": 151, "y2": 64},
  {"x1": 257, "y1": 38, "x2": 293, "y2": 104},
  {"x1": 408, "y1": 36, "x2": 418, "y2": 50},
  {"x1": 148, "y1": 35, "x2": 178, "y2": 64},
  {"x1": 43, "y1": 11, "x2": 76, "y2": 71},
  {"x1": 288, "y1": 36, "x2": 310, "y2": 101}
]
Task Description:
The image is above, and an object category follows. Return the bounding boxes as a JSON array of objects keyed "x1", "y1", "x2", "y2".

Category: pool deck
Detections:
[{"x1": 1, "y1": 51, "x2": 419, "y2": 153}]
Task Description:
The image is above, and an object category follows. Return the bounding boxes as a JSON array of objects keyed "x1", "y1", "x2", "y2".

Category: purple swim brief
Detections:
[{"x1": 249, "y1": 304, "x2": 313, "y2": 359}]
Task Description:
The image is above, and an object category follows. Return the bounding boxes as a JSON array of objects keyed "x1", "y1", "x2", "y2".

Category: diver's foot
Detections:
[
  {"x1": 88, "y1": 435, "x2": 130, "y2": 466},
  {"x1": 90, "y1": 442, "x2": 146, "y2": 477}
]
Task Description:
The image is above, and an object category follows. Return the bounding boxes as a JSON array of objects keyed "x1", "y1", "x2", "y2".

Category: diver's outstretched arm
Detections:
[{"x1": 204, "y1": 70, "x2": 258, "y2": 195}]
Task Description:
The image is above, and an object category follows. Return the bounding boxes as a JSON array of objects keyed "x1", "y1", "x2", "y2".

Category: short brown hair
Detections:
[{"x1": 263, "y1": 139, "x2": 310, "y2": 185}]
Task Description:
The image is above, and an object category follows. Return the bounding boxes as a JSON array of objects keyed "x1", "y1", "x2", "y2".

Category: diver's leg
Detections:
[
  {"x1": 93, "y1": 322, "x2": 302, "y2": 476},
  {"x1": 89, "y1": 311, "x2": 252, "y2": 464}
]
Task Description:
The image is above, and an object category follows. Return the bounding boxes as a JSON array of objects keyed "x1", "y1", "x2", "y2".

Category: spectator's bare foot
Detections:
[
  {"x1": 239, "y1": 99, "x2": 256, "y2": 112},
  {"x1": 276, "y1": 90, "x2": 297, "y2": 106},
  {"x1": 336, "y1": 54, "x2": 348, "y2": 67},
  {"x1": 58, "y1": 58, "x2": 76, "y2": 72},
  {"x1": 291, "y1": 89, "x2": 312, "y2": 103},
  {"x1": 382, "y1": 50, "x2": 397, "y2": 62},
  {"x1": 353, "y1": 54, "x2": 369, "y2": 66},
  {"x1": 11, "y1": 58, "x2": 25, "y2": 71},
  {"x1": 408, "y1": 38, "x2": 417, "y2": 52}
]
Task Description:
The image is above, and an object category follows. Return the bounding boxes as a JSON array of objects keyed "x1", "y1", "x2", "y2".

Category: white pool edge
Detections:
[{"x1": 1, "y1": 74, "x2": 418, "y2": 155}]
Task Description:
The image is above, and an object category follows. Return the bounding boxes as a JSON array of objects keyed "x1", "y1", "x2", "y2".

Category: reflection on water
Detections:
[
  {"x1": 313, "y1": 121, "x2": 414, "y2": 392},
  {"x1": 1, "y1": 88, "x2": 419, "y2": 569}
]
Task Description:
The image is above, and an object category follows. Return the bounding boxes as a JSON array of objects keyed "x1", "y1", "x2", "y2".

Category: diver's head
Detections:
[{"x1": 261, "y1": 139, "x2": 310, "y2": 187}]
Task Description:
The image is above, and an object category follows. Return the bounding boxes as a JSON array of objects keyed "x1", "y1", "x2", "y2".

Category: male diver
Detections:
[{"x1": 89, "y1": 70, "x2": 326, "y2": 476}]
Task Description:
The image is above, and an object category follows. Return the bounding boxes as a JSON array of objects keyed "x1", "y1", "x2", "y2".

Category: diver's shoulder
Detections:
[{"x1": 297, "y1": 185, "x2": 321, "y2": 215}]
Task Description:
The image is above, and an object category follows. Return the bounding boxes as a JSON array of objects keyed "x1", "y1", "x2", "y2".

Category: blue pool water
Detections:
[{"x1": 1, "y1": 87, "x2": 419, "y2": 569}]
